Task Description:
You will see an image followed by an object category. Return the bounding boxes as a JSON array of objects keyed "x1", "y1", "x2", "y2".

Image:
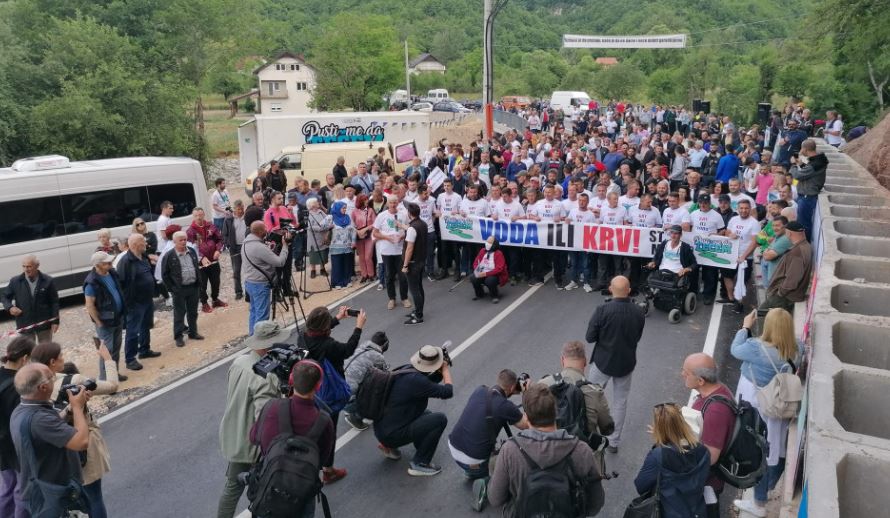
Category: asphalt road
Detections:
[{"x1": 99, "y1": 275, "x2": 744, "y2": 518}]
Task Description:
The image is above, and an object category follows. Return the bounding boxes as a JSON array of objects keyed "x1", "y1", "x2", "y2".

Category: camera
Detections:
[
  {"x1": 514, "y1": 372, "x2": 530, "y2": 392},
  {"x1": 59, "y1": 379, "x2": 98, "y2": 402},
  {"x1": 346, "y1": 308, "x2": 361, "y2": 317},
  {"x1": 252, "y1": 342, "x2": 309, "y2": 393}
]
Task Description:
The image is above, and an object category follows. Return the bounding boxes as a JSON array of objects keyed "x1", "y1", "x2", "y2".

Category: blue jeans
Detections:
[
  {"x1": 330, "y1": 252, "x2": 352, "y2": 288},
  {"x1": 245, "y1": 281, "x2": 271, "y2": 335},
  {"x1": 754, "y1": 462, "x2": 785, "y2": 503},
  {"x1": 0, "y1": 469, "x2": 27, "y2": 518},
  {"x1": 454, "y1": 458, "x2": 490, "y2": 481},
  {"x1": 213, "y1": 217, "x2": 225, "y2": 231},
  {"x1": 377, "y1": 261, "x2": 385, "y2": 285},
  {"x1": 569, "y1": 251, "x2": 592, "y2": 283},
  {"x1": 95, "y1": 323, "x2": 123, "y2": 377},
  {"x1": 124, "y1": 300, "x2": 153, "y2": 363},
  {"x1": 83, "y1": 478, "x2": 108, "y2": 518},
  {"x1": 797, "y1": 194, "x2": 818, "y2": 242}
]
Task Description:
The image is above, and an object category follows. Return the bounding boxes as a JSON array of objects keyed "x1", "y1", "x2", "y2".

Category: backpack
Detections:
[
  {"x1": 354, "y1": 366, "x2": 412, "y2": 421},
  {"x1": 700, "y1": 395, "x2": 767, "y2": 489},
  {"x1": 549, "y1": 374, "x2": 592, "y2": 446},
  {"x1": 246, "y1": 399, "x2": 331, "y2": 518},
  {"x1": 514, "y1": 438, "x2": 586, "y2": 518},
  {"x1": 752, "y1": 343, "x2": 802, "y2": 419},
  {"x1": 316, "y1": 358, "x2": 351, "y2": 414}
]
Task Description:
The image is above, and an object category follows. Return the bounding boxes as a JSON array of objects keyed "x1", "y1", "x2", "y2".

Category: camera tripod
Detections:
[
  {"x1": 272, "y1": 267, "x2": 307, "y2": 329},
  {"x1": 298, "y1": 210, "x2": 333, "y2": 300}
]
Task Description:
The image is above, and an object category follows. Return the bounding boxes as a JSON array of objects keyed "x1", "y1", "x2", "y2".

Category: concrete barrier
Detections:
[{"x1": 788, "y1": 141, "x2": 890, "y2": 518}]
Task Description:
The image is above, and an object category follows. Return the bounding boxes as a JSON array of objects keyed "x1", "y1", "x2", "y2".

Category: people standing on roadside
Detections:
[
  {"x1": 329, "y1": 201, "x2": 357, "y2": 290},
  {"x1": 133, "y1": 217, "x2": 170, "y2": 308},
  {"x1": 187, "y1": 207, "x2": 227, "y2": 313},
  {"x1": 759, "y1": 221, "x2": 812, "y2": 314},
  {"x1": 305, "y1": 198, "x2": 332, "y2": 280},
  {"x1": 221, "y1": 200, "x2": 247, "y2": 300},
  {"x1": 720, "y1": 199, "x2": 759, "y2": 313},
  {"x1": 824, "y1": 110, "x2": 844, "y2": 147},
  {"x1": 267, "y1": 160, "x2": 287, "y2": 193},
  {"x1": 241, "y1": 221, "x2": 290, "y2": 335},
  {"x1": 400, "y1": 203, "x2": 428, "y2": 325},
  {"x1": 84, "y1": 251, "x2": 128, "y2": 381},
  {"x1": 2, "y1": 255, "x2": 59, "y2": 344},
  {"x1": 216, "y1": 321, "x2": 283, "y2": 518},
  {"x1": 244, "y1": 192, "x2": 266, "y2": 229},
  {"x1": 0, "y1": 336, "x2": 35, "y2": 518},
  {"x1": 351, "y1": 194, "x2": 377, "y2": 284},
  {"x1": 790, "y1": 139, "x2": 827, "y2": 241},
  {"x1": 373, "y1": 195, "x2": 410, "y2": 311},
  {"x1": 686, "y1": 195, "x2": 726, "y2": 305},
  {"x1": 210, "y1": 178, "x2": 232, "y2": 230},
  {"x1": 116, "y1": 234, "x2": 161, "y2": 371},
  {"x1": 95, "y1": 229, "x2": 121, "y2": 256},
  {"x1": 585, "y1": 275, "x2": 645, "y2": 453},
  {"x1": 161, "y1": 231, "x2": 204, "y2": 348},
  {"x1": 156, "y1": 200, "x2": 175, "y2": 250},
  {"x1": 761, "y1": 216, "x2": 790, "y2": 285}
]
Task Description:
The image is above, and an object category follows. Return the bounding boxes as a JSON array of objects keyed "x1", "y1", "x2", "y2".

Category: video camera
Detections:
[
  {"x1": 252, "y1": 341, "x2": 309, "y2": 394},
  {"x1": 58, "y1": 379, "x2": 98, "y2": 403},
  {"x1": 514, "y1": 372, "x2": 530, "y2": 393}
]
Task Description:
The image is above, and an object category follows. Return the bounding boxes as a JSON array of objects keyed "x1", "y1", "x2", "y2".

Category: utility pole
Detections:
[
  {"x1": 482, "y1": 0, "x2": 494, "y2": 139},
  {"x1": 404, "y1": 40, "x2": 411, "y2": 105}
]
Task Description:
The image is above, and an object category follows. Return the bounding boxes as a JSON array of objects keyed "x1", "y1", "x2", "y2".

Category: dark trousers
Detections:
[
  {"x1": 797, "y1": 194, "x2": 818, "y2": 242},
  {"x1": 124, "y1": 300, "x2": 153, "y2": 362},
  {"x1": 378, "y1": 411, "x2": 447, "y2": 465},
  {"x1": 758, "y1": 291, "x2": 796, "y2": 314},
  {"x1": 700, "y1": 265, "x2": 719, "y2": 300},
  {"x1": 291, "y1": 233, "x2": 306, "y2": 269},
  {"x1": 200, "y1": 262, "x2": 221, "y2": 303},
  {"x1": 95, "y1": 323, "x2": 123, "y2": 378},
  {"x1": 425, "y1": 232, "x2": 437, "y2": 273},
  {"x1": 172, "y1": 284, "x2": 200, "y2": 339},
  {"x1": 229, "y1": 245, "x2": 243, "y2": 296},
  {"x1": 406, "y1": 262, "x2": 425, "y2": 318},
  {"x1": 382, "y1": 254, "x2": 408, "y2": 301},
  {"x1": 502, "y1": 245, "x2": 520, "y2": 279},
  {"x1": 598, "y1": 254, "x2": 623, "y2": 288},
  {"x1": 628, "y1": 257, "x2": 646, "y2": 291},
  {"x1": 530, "y1": 249, "x2": 549, "y2": 282},
  {"x1": 462, "y1": 244, "x2": 481, "y2": 275},
  {"x1": 82, "y1": 478, "x2": 107, "y2": 518},
  {"x1": 551, "y1": 250, "x2": 567, "y2": 283},
  {"x1": 472, "y1": 275, "x2": 500, "y2": 298}
]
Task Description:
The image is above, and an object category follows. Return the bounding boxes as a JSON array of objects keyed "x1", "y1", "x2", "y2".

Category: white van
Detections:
[
  {"x1": 549, "y1": 91, "x2": 591, "y2": 112},
  {"x1": 0, "y1": 155, "x2": 206, "y2": 297},
  {"x1": 427, "y1": 89, "x2": 450, "y2": 102}
]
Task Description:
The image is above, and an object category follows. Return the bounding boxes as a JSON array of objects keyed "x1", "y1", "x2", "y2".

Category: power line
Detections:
[{"x1": 685, "y1": 14, "x2": 803, "y2": 35}]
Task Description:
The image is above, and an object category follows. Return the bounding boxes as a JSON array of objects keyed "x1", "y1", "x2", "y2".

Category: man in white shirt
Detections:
[
  {"x1": 618, "y1": 181, "x2": 641, "y2": 212},
  {"x1": 627, "y1": 193, "x2": 663, "y2": 293},
  {"x1": 435, "y1": 178, "x2": 464, "y2": 280},
  {"x1": 404, "y1": 177, "x2": 421, "y2": 204},
  {"x1": 562, "y1": 183, "x2": 580, "y2": 214},
  {"x1": 372, "y1": 196, "x2": 410, "y2": 310},
  {"x1": 416, "y1": 184, "x2": 438, "y2": 281},
  {"x1": 565, "y1": 193, "x2": 597, "y2": 292},
  {"x1": 685, "y1": 195, "x2": 726, "y2": 305},
  {"x1": 210, "y1": 178, "x2": 232, "y2": 230},
  {"x1": 156, "y1": 201, "x2": 175, "y2": 250},
  {"x1": 720, "y1": 199, "x2": 759, "y2": 313},
  {"x1": 490, "y1": 187, "x2": 524, "y2": 282},
  {"x1": 727, "y1": 178, "x2": 755, "y2": 212},
  {"x1": 596, "y1": 192, "x2": 628, "y2": 290},
  {"x1": 824, "y1": 110, "x2": 844, "y2": 147},
  {"x1": 459, "y1": 184, "x2": 490, "y2": 281},
  {"x1": 528, "y1": 184, "x2": 567, "y2": 288},
  {"x1": 661, "y1": 193, "x2": 690, "y2": 230}
]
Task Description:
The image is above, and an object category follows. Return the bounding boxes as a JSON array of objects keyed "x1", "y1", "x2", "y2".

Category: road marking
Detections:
[
  {"x1": 98, "y1": 283, "x2": 377, "y2": 425},
  {"x1": 688, "y1": 302, "x2": 723, "y2": 407}
]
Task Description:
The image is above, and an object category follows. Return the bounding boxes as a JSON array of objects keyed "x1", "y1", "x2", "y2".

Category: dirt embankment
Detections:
[{"x1": 845, "y1": 111, "x2": 890, "y2": 190}]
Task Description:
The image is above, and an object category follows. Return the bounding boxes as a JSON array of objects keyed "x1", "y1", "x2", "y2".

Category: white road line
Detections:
[
  {"x1": 98, "y1": 283, "x2": 376, "y2": 425},
  {"x1": 688, "y1": 302, "x2": 724, "y2": 407}
]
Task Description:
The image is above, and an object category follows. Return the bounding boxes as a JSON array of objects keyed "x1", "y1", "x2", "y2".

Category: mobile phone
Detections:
[{"x1": 346, "y1": 309, "x2": 361, "y2": 317}]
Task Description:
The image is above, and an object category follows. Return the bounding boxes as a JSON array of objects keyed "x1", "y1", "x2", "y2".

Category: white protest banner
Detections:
[
  {"x1": 426, "y1": 166, "x2": 446, "y2": 193},
  {"x1": 440, "y1": 216, "x2": 738, "y2": 269},
  {"x1": 562, "y1": 34, "x2": 687, "y2": 49}
]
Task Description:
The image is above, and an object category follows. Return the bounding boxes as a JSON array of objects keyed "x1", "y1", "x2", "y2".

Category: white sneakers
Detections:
[
  {"x1": 733, "y1": 499, "x2": 767, "y2": 517},
  {"x1": 564, "y1": 281, "x2": 578, "y2": 291}
]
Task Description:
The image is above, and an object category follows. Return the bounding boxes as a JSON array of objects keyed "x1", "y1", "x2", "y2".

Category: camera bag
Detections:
[{"x1": 700, "y1": 395, "x2": 767, "y2": 489}]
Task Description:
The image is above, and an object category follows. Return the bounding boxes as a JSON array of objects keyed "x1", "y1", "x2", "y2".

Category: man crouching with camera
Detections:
[
  {"x1": 241, "y1": 221, "x2": 290, "y2": 336},
  {"x1": 217, "y1": 320, "x2": 284, "y2": 518}
]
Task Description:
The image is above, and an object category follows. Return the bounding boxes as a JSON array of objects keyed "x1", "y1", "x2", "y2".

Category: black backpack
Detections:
[
  {"x1": 701, "y1": 395, "x2": 767, "y2": 489},
  {"x1": 549, "y1": 374, "x2": 592, "y2": 445},
  {"x1": 246, "y1": 399, "x2": 332, "y2": 518},
  {"x1": 514, "y1": 438, "x2": 585, "y2": 518},
  {"x1": 354, "y1": 366, "x2": 412, "y2": 421}
]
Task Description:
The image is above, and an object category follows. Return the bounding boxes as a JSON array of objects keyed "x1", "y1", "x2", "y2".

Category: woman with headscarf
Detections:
[
  {"x1": 471, "y1": 236, "x2": 508, "y2": 303},
  {"x1": 351, "y1": 194, "x2": 377, "y2": 283},
  {"x1": 305, "y1": 198, "x2": 333, "y2": 279},
  {"x1": 329, "y1": 201, "x2": 357, "y2": 289}
]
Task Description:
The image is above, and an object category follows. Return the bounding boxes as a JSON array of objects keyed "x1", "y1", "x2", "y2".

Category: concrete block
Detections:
[
  {"x1": 833, "y1": 220, "x2": 890, "y2": 238},
  {"x1": 830, "y1": 284, "x2": 890, "y2": 317},
  {"x1": 836, "y1": 453, "x2": 890, "y2": 518},
  {"x1": 829, "y1": 206, "x2": 890, "y2": 220},
  {"x1": 823, "y1": 184, "x2": 876, "y2": 195},
  {"x1": 834, "y1": 369, "x2": 890, "y2": 439},
  {"x1": 836, "y1": 237, "x2": 890, "y2": 259},
  {"x1": 834, "y1": 257, "x2": 890, "y2": 285},
  {"x1": 827, "y1": 194, "x2": 890, "y2": 207},
  {"x1": 832, "y1": 320, "x2": 890, "y2": 370}
]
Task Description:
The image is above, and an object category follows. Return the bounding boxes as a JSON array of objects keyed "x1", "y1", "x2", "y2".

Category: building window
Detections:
[
  {"x1": 275, "y1": 63, "x2": 286, "y2": 71},
  {"x1": 290, "y1": 64, "x2": 300, "y2": 71},
  {"x1": 266, "y1": 81, "x2": 281, "y2": 96},
  {"x1": 269, "y1": 103, "x2": 283, "y2": 112},
  {"x1": 296, "y1": 82, "x2": 308, "y2": 91}
]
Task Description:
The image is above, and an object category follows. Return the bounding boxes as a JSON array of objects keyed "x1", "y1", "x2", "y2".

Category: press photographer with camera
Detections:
[
  {"x1": 448, "y1": 369, "x2": 530, "y2": 511},
  {"x1": 29, "y1": 341, "x2": 119, "y2": 518},
  {"x1": 263, "y1": 191, "x2": 299, "y2": 295},
  {"x1": 241, "y1": 221, "x2": 291, "y2": 335},
  {"x1": 302, "y1": 305, "x2": 366, "y2": 484},
  {"x1": 373, "y1": 345, "x2": 453, "y2": 477},
  {"x1": 217, "y1": 320, "x2": 284, "y2": 518}
]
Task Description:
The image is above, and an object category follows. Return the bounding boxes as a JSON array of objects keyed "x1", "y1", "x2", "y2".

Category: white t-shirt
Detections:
[
  {"x1": 156, "y1": 214, "x2": 172, "y2": 247},
  {"x1": 343, "y1": 196, "x2": 356, "y2": 213},
  {"x1": 589, "y1": 196, "x2": 608, "y2": 213},
  {"x1": 493, "y1": 200, "x2": 524, "y2": 221},
  {"x1": 417, "y1": 197, "x2": 436, "y2": 232},
  {"x1": 373, "y1": 210, "x2": 405, "y2": 256},
  {"x1": 531, "y1": 199, "x2": 565, "y2": 222},
  {"x1": 404, "y1": 190, "x2": 420, "y2": 204},
  {"x1": 210, "y1": 189, "x2": 231, "y2": 219},
  {"x1": 629, "y1": 206, "x2": 663, "y2": 228},
  {"x1": 660, "y1": 241, "x2": 684, "y2": 273},
  {"x1": 728, "y1": 192, "x2": 755, "y2": 212},
  {"x1": 726, "y1": 215, "x2": 760, "y2": 259},
  {"x1": 562, "y1": 197, "x2": 579, "y2": 214},
  {"x1": 436, "y1": 192, "x2": 463, "y2": 216},
  {"x1": 598, "y1": 205, "x2": 628, "y2": 226},
  {"x1": 460, "y1": 197, "x2": 490, "y2": 218},
  {"x1": 618, "y1": 195, "x2": 641, "y2": 212},
  {"x1": 567, "y1": 207, "x2": 597, "y2": 225},
  {"x1": 826, "y1": 119, "x2": 844, "y2": 146},
  {"x1": 662, "y1": 207, "x2": 690, "y2": 228},
  {"x1": 690, "y1": 209, "x2": 726, "y2": 235}
]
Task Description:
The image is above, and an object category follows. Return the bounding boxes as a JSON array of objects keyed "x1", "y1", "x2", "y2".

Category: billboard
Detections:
[{"x1": 562, "y1": 34, "x2": 687, "y2": 49}]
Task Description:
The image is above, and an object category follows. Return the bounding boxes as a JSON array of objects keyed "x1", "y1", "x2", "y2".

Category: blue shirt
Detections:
[
  {"x1": 730, "y1": 330, "x2": 803, "y2": 387},
  {"x1": 448, "y1": 385, "x2": 522, "y2": 460},
  {"x1": 715, "y1": 154, "x2": 740, "y2": 183},
  {"x1": 84, "y1": 274, "x2": 123, "y2": 312}
]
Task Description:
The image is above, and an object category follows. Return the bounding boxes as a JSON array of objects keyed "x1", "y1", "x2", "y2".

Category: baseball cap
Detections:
[
  {"x1": 697, "y1": 194, "x2": 711, "y2": 204},
  {"x1": 718, "y1": 194, "x2": 731, "y2": 203},
  {"x1": 669, "y1": 225, "x2": 683, "y2": 234},
  {"x1": 90, "y1": 251, "x2": 114, "y2": 266},
  {"x1": 785, "y1": 221, "x2": 805, "y2": 232}
]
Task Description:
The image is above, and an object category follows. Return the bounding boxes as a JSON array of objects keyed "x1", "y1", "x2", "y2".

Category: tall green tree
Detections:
[
  {"x1": 592, "y1": 63, "x2": 644, "y2": 101},
  {"x1": 308, "y1": 14, "x2": 403, "y2": 111}
]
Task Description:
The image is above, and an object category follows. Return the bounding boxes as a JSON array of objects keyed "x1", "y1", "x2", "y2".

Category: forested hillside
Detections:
[{"x1": 0, "y1": 0, "x2": 886, "y2": 165}]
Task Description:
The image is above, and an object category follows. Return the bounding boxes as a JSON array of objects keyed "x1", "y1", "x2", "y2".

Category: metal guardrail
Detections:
[{"x1": 492, "y1": 109, "x2": 528, "y2": 132}]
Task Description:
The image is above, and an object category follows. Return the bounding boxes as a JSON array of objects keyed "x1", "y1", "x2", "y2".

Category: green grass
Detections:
[{"x1": 204, "y1": 110, "x2": 244, "y2": 157}]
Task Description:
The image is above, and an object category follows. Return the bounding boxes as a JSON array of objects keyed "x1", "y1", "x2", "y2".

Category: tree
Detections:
[
  {"x1": 592, "y1": 62, "x2": 644, "y2": 101},
  {"x1": 308, "y1": 14, "x2": 403, "y2": 111},
  {"x1": 715, "y1": 64, "x2": 761, "y2": 124}
]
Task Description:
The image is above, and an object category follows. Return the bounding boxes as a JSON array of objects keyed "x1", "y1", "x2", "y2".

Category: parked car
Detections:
[
  {"x1": 433, "y1": 101, "x2": 471, "y2": 113},
  {"x1": 411, "y1": 102, "x2": 434, "y2": 112},
  {"x1": 461, "y1": 99, "x2": 482, "y2": 111}
]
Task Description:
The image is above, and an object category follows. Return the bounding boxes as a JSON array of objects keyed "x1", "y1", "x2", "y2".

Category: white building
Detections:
[
  {"x1": 408, "y1": 53, "x2": 447, "y2": 75},
  {"x1": 254, "y1": 52, "x2": 316, "y2": 114}
]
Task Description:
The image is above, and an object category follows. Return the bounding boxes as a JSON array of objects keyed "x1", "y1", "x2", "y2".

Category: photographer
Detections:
[
  {"x1": 303, "y1": 306, "x2": 367, "y2": 484},
  {"x1": 373, "y1": 345, "x2": 453, "y2": 477},
  {"x1": 11, "y1": 363, "x2": 91, "y2": 517},
  {"x1": 448, "y1": 369, "x2": 529, "y2": 511},
  {"x1": 216, "y1": 321, "x2": 283, "y2": 518},
  {"x1": 263, "y1": 191, "x2": 299, "y2": 294},
  {"x1": 241, "y1": 221, "x2": 290, "y2": 335},
  {"x1": 30, "y1": 341, "x2": 119, "y2": 518},
  {"x1": 343, "y1": 331, "x2": 390, "y2": 431}
]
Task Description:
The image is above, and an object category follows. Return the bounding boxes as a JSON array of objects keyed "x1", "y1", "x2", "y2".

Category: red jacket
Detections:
[
  {"x1": 186, "y1": 221, "x2": 223, "y2": 259},
  {"x1": 473, "y1": 249, "x2": 508, "y2": 286}
]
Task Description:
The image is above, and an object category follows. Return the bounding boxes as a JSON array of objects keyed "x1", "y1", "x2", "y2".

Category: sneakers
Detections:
[
  {"x1": 471, "y1": 478, "x2": 488, "y2": 512},
  {"x1": 126, "y1": 360, "x2": 143, "y2": 371},
  {"x1": 564, "y1": 281, "x2": 578, "y2": 291},
  {"x1": 555, "y1": 280, "x2": 566, "y2": 291},
  {"x1": 165, "y1": 298, "x2": 174, "y2": 308},
  {"x1": 408, "y1": 462, "x2": 442, "y2": 477},
  {"x1": 201, "y1": 303, "x2": 213, "y2": 313},
  {"x1": 427, "y1": 274, "x2": 436, "y2": 282},
  {"x1": 732, "y1": 302, "x2": 745, "y2": 314},
  {"x1": 378, "y1": 444, "x2": 402, "y2": 460},
  {"x1": 492, "y1": 297, "x2": 500, "y2": 304},
  {"x1": 387, "y1": 299, "x2": 396, "y2": 310},
  {"x1": 404, "y1": 315, "x2": 424, "y2": 326},
  {"x1": 733, "y1": 499, "x2": 767, "y2": 517},
  {"x1": 376, "y1": 283, "x2": 384, "y2": 291},
  {"x1": 528, "y1": 279, "x2": 544, "y2": 287},
  {"x1": 402, "y1": 299, "x2": 413, "y2": 309},
  {"x1": 583, "y1": 283, "x2": 593, "y2": 293},
  {"x1": 322, "y1": 467, "x2": 347, "y2": 485},
  {"x1": 345, "y1": 413, "x2": 368, "y2": 431},
  {"x1": 716, "y1": 297, "x2": 733, "y2": 304},
  {"x1": 139, "y1": 350, "x2": 162, "y2": 359},
  {"x1": 212, "y1": 299, "x2": 228, "y2": 308}
]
